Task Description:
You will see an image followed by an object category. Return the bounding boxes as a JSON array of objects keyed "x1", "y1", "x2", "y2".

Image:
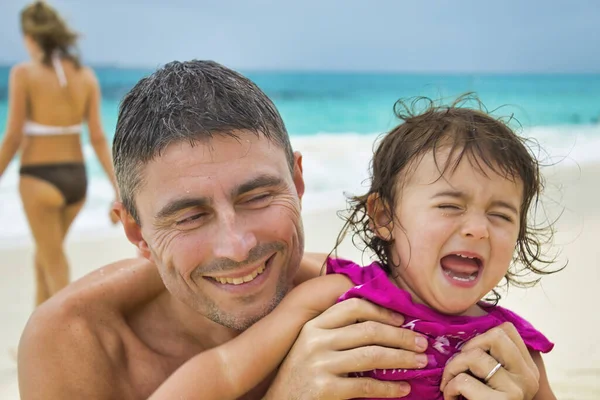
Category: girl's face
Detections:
[{"x1": 370, "y1": 147, "x2": 523, "y2": 316}]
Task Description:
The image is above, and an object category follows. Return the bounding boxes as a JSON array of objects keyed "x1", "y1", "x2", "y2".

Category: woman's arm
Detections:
[
  {"x1": 85, "y1": 68, "x2": 118, "y2": 198},
  {"x1": 149, "y1": 273, "x2": 353, "y2": 400},
  {"x1": 0, "y1": 64, "x2": 27, "y2": 178}
]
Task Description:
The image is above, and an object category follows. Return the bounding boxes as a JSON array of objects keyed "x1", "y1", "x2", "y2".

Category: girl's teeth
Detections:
[
  {"x1": 213, "y1": 265, "x2": 266, "y2": 285},
  {"x1": 444, "y1": 269, "x2": 477, "y2": 282}
]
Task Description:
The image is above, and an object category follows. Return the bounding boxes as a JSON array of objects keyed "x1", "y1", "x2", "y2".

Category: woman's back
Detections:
[
  {"x1": 25, "y1": 58, "x2": 90, "y2": 126},
  {"x1": 20, "y1": 57, "x2": 93, "y2": 166}
]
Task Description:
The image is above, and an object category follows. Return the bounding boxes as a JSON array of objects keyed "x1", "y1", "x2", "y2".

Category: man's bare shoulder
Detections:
[
  {"x1": 294, "y1": 252, "x2": 329, "y2": 285},
  {"x1": 18, "y1": 257, "x2": 164, "y2": 399},
  {"x1": 25, "y1": 256, "x2": 162, "y2": 322}
]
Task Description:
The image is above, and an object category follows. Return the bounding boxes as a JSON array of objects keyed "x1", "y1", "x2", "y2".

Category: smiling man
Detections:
[
  {"x1": 128, "y1": 130, "x2": 304, "y2": 332},
  {"x1": 17, "y1": 60, "x2": 425, "y2": 399}
]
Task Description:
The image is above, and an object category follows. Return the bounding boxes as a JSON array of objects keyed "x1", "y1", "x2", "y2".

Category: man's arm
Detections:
[
  {"x1": 18, "y1": 302, "x2": 117, "y2": 399},
  {"x1": 19, "y1": 258, "x2": 167, "y2": 399},
  {"x1": 532, "y1": 351, "x2": 556, "y2": 400},
  {"x1": 265, "y1": 298, "x2": 430, "y2": 399},
  {"x1": 149, "y1": 274, "x2": 354, "y2": 400}
]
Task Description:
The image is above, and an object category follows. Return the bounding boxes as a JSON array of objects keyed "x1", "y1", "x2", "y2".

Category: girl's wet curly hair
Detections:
[{"x1": 334, "y1": 93, "x2": 564, "y2": 303}]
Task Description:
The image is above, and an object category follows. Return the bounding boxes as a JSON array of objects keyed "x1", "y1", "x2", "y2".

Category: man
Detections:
[{"x1": 18, "y1": 60, "x2": 425, "y2": 399}]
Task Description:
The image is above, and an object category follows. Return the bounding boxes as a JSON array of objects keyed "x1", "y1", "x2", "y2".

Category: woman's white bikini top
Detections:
[{"x1": 24, "y1": 52, "x2": 83, "y2": 136}]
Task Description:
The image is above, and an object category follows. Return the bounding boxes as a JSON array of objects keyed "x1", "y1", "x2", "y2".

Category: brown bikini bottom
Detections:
[{"x1": 20, "y1": 163, "x2": 87, "y2": 205}]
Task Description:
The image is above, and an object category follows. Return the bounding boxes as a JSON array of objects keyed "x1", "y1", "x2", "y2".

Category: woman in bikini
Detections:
[{"x1": 0, "y1": 1, "x2": 118, "y2": 306}]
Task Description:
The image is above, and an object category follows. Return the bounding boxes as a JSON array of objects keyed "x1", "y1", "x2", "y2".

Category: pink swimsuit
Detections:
[{"x1": 326, "y1": 257, "x2": 553, "y2": 400}]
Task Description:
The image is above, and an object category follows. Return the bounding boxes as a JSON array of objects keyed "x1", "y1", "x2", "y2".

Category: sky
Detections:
[{"x1": 1, "y1": 0, "x2": 598, "y2": 73}]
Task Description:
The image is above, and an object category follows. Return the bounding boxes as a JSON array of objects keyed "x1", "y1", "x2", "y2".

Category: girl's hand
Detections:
[{"x1": 441, "y1": 322, "x2": 540, "y2": 400}]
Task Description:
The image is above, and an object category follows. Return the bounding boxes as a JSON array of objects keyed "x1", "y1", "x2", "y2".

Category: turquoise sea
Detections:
[{"x1": 1, "y1": 65, "x2": 599, "y2": 243}]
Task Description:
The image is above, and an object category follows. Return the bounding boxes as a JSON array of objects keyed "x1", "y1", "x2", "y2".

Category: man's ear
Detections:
[
  {"x1": 113, "y1": 202, "x2": 152, "y2": 260},
  {"x1": 292, "y1": 151, "x2": 305, "y2": 203},
  {"x1": 366, "y1": 193, "x2": 394, "y2": 241}
]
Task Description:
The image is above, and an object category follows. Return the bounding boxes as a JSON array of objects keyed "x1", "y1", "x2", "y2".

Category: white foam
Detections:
[
  {"x1": 295, "y1": 125, "x2": 600, "y2": 212},
  {"x1": 1, "y1": 125, "x2": 598, "y2": 244},
  {"x1": 524, "y1": 124, "x2": 600, "y2": 167},
  {"x1": 292, "y1": 132, "x2": 380, "y2": 213}
]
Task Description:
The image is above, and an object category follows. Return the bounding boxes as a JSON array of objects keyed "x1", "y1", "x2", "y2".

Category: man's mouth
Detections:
[
  {"x1": 204, "y1": 253, "x2": 276, "y2": 287},
  {"x1": 209, "y1": 263, "x2": 267, "y2": 285}
]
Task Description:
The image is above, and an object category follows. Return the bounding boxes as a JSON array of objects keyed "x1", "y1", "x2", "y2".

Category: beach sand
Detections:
[{"x1": 1, "y1": 163, "x2": 598, "y2": 399}]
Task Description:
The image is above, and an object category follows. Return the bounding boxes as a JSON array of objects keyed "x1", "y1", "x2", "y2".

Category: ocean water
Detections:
[{"x1": 0, "y1": 66, "x2": 599, "y2": 244}]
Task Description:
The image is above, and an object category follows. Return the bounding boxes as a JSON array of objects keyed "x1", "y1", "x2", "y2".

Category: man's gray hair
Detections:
[{"x1": 112, "y1": 60, "x2": 293, "y2": 223}]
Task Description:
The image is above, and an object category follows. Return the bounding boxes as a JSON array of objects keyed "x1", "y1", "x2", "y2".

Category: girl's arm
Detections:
[
  {"x1": 0, "y1": 65, "x2": 27, "y2": 178},
  {"x1": 149, "y1": 273, "x2": 353, "y2": 400}
]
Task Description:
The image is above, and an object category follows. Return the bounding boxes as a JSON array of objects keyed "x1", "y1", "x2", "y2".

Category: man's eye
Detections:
[
  {"x1": 176, "y1": 213, "x2": 206, "y2": 225},
  {"x1": 247, "y1": 194, "x2": 273, "y2": 204}
]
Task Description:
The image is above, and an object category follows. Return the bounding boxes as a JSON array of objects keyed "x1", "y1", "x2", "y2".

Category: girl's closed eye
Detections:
[
  {"x1": 489, "y1": 212, "x2": 514, "y2": 222},
  {"x1": 438, "y1": 204, "x2": 463, "y2": 211}
]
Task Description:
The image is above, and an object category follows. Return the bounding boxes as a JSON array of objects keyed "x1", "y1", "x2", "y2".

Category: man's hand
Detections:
[
  {"x1": 441, "y1": 322, "x2": 543, "y2": 400},
  {"x1": 265, "y1": 297, "x2": 429, "y2": 399}
]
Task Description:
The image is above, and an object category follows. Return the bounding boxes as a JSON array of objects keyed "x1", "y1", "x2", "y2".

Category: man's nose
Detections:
[{"x1": 212, "y1": 210, "x2": 258, "y2": 262}]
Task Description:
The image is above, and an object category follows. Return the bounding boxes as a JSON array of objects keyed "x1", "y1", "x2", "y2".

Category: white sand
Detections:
[{"x1": 1, "y1": 164, "x2": 598, "y2": 399}]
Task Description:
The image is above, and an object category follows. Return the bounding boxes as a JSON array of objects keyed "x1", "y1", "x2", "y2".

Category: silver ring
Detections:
[{"x1": 484, "y1": 362, "x2": 502, "y2": 382}]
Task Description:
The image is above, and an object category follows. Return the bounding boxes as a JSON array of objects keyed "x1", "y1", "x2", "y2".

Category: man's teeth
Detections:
[{"x1": 212, "y1": 265, "x2": 266, "y2": 285}]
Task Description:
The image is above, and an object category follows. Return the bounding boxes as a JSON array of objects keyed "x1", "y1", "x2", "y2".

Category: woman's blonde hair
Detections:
[{"x1": 21, "y1": 1, "x2": 80, "y2": 67}]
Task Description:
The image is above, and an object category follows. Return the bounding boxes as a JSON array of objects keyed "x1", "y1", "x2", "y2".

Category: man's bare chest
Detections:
[
  {"x1": 106, "y1": 322, "x2": 195, "y2": 399},
  {"x1": 122, "y1": 346, "x2": 270, "y2": 400}
]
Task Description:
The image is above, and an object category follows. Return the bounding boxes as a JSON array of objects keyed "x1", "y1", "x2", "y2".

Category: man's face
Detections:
[{"x1": 132, "y1": 131, "x2": 305, "y2": 330}]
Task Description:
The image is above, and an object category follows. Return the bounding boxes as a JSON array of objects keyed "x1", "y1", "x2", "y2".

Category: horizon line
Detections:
[{"x1": 0, "y1": 62, "x2": 598, "y2": 76}]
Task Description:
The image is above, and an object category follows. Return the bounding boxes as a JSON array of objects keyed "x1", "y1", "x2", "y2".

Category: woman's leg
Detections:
[
  {"x1": 19, "y1": 176, "x2": 71, "y2": 306},
  {"x1": 60, "y1": 198, "x2": 86, "y2": 246},
  {"x1": 33, "y1": 254, "x2": 50, "y2": 306}
]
